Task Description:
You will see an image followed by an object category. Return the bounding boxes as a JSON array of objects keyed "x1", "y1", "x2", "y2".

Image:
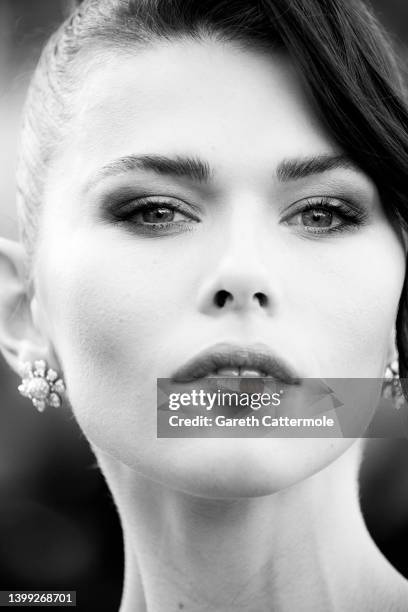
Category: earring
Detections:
[
  {"x1": 383, "y1": 359, "x2": 405, "y2": 410},
  {"x1": 18, "y1": 360, "x2": 65, "y2": 412}
]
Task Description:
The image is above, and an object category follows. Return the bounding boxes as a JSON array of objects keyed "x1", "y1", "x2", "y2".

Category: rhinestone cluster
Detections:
[
  {"x1": 18, "y1": 360, "x2": 65, "y2": 412},
  {"x1": 383, "y1": 359, "x2": 405, "y2": 410}
]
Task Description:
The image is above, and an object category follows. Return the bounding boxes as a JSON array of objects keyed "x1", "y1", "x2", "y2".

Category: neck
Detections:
[{"x1": 96, "y1": 442, "x2": 407, "y2": 612}]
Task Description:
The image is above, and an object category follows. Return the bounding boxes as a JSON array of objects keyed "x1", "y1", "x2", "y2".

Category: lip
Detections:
[{"x1": 171, "y1": 343, "x2": 301, "y2": 384}]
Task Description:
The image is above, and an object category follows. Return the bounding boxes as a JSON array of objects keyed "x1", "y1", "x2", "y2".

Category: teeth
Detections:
[
  {"x1": 216, "y1": 368, "x2": 240, "y2": 377},
  {"x1": 240, "y1": 369, "x2": 264, "y2": 377},
  {"x1": 207, "y1": 368, "x2": 265, "y2": 378}
]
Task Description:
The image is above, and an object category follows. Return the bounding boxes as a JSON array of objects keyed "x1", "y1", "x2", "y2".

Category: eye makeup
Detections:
[{"x1": 281, "y1": 195, "x2": 370, "y2": 236}]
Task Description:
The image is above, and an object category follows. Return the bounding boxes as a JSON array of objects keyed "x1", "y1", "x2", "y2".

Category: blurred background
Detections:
[{"x1": 1, "y1": 1, "x2": 408, "y2": 610}]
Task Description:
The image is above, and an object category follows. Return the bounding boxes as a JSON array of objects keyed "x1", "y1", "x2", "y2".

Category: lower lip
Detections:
[{"x1": 162, "y1": 376, "x2": 293, "y2": 423}]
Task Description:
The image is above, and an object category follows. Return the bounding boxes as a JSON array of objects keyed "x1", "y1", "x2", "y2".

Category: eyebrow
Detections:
[
  {"x1": 276, "y1": 153, "x2": 358, "y2": 182},
  {"x1": 87, "y1": 154, "x2": 212, "y2": 189},
  {"x1": 85, "y1": 152, "x2": 360, "y2": 191}
]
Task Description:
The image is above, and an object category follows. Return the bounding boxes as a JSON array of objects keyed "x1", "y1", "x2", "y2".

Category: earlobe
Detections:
[{"x1": 0, "y1": 237, "x2": 49, "y2": 374}]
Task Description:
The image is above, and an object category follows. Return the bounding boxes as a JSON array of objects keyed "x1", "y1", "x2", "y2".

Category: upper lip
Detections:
[{"x1": 171, "y1": 343, "x2": 301, "y2": 384}]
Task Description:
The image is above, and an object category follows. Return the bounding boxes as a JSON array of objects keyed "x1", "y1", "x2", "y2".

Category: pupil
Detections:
[
  {"x1": 143, "y1": 208, "x2": 174, "y2": 223},
  {"x1": 302, "y1": 209, "x2": 332, "y2": 227}
]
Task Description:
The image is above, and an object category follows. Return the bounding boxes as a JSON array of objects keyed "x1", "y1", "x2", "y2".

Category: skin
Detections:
[{"x1": 1, "y1": 38, "x2": 407, "y2": 610}]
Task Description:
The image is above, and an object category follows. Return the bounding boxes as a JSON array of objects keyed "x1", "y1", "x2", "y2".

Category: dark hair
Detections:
[{"x1": 17, "y1": 0, "x2": 408, "y2": 380}]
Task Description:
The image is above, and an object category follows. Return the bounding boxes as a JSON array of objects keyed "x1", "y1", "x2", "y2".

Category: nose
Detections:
[
  {"x1": 196, "y1": 226, "x2": 280, "y2": 317},
  {"x1": 197, "y1": 262, "x2": 275, "y2": 316}
]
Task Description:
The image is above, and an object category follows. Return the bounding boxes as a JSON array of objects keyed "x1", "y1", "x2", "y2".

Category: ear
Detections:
[
  {"x1": 386, "y1": 325, "x2": 398, "y2": 368},
  {"x1": 0, "y1": 237, "x2": 53, "y2": 375}
]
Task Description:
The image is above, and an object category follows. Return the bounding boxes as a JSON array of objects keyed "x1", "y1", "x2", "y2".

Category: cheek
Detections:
[
  {"x1": 289, "y1": 223, "x2": 405, "y2": 375},
  {"x1": 40, "y1": 228, "x2": 189, "y2": 360},
  {"x1": 35, "y1": 229, "x2": 196, "y2": 452}
]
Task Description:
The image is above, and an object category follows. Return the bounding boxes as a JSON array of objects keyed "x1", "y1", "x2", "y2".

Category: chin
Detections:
[{"x1": 141, "y1": 437, "x2": 355, "y2": 499}]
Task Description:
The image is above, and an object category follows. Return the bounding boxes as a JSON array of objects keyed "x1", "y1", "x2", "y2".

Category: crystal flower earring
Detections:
[
  {"x1": 383, "y1": 359, "x2": 405, "y2": 410},
  {"x1": 18, "y1": 360, "x2": 66, "y2": 412}
]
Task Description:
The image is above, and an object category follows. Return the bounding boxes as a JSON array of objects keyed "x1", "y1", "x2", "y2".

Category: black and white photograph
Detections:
[{"x1": 1, "y1": 1, "x2": 408, "y2": 610}]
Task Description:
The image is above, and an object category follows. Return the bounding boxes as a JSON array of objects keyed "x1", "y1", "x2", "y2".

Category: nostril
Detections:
[
  {"x1": 214, "y1": 290, "x2": 232, "y2": 308},
  {"x1": 254, "y1": 292, "x2": 268, "y2": 307},
  {"x1": 213, "y1": 290, "x2": 269, "y2": 309}
]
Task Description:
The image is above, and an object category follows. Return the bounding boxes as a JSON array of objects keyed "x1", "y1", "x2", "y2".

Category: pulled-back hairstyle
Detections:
[{"x1": 16, "y1": 0, "x2": 408, "y2": 381}]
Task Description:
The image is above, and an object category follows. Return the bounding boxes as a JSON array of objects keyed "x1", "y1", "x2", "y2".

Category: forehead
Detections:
[{"x1": 54, "y1": 38, "x2": 338, "y2": 180}]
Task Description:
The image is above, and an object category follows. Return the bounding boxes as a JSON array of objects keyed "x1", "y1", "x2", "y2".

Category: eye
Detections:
[
  {"x1": 134, "y1": 205, "x2": 182, "y2": 224},
  {"x1": 299, "y1": 208, "x2": 334, "y2": 228},
  {"x1": 282, "y1": 197, "x2": 368, "y2": 235},
  {"x1": 110, "y1": 196, "x2": 201, "y2": 234}
]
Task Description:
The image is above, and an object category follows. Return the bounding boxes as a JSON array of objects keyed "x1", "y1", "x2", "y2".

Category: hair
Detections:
[{"x1": 16, "y1": 0, "x2": 408, "y2": 383}]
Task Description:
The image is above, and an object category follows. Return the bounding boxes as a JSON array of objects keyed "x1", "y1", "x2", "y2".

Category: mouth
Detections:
[{"x1": 171, "y1": 343, "x2": 301, "y2": 385}]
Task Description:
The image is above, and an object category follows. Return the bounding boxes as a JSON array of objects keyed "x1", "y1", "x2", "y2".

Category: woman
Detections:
[{"x1": 1, "y1": 0, "x2": 408, "y2": 609}]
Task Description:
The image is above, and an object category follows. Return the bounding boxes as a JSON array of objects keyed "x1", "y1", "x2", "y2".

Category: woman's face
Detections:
[{"x1": 33, "y1": 39, "x2": 405, "y2": 496}]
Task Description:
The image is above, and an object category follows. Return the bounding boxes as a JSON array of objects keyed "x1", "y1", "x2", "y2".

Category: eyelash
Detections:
[
  {"x1": 111, "y1": 197, "x2": 199, "y2": 234},
  {"x1": 282, "y1": 196, "x2": 369, "y2": 235},
  {"x1": 110, "y1": 195, "x2": 368, "y2": 236}
]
